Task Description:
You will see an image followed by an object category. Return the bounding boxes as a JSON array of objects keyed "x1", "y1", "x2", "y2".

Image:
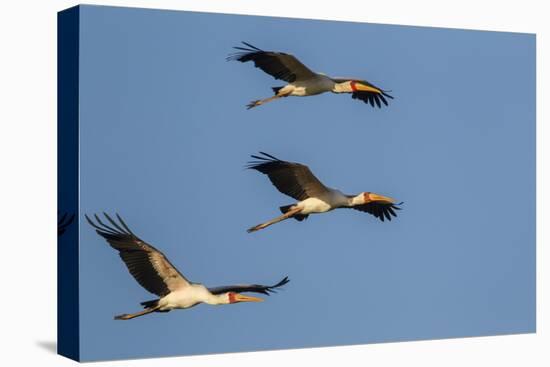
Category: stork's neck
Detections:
[
  {"x1": 203, "y1": 292, "x2": 229, "y2": 305},
  {"x1": 346, "y1": 193, "x2": 364, "y2": 207},
  {"x1": 189, "y1": 284, "x2": 229, "y2": 305},
  {"x1": 332, "y1": 80, "x2": 352, "y2": 93}
]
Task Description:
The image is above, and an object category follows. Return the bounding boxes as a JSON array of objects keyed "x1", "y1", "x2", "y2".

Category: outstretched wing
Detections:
[
  {"x1": 58, "y1": 212, "x2": 75, "y2": 236},
  {"x1": 86, "y1": 213, "x2": 190, "y2": 297},
  {"x1": 332, "y1": 77, "x2": 394, "y2": 108},
  {"x1": 208, "y1": 276, "x2": 290, "y2": 296},
  {"x1": 352, "y1": 201, "x2": 403, "y2": 222},
  {"x1": 228, "y1": 42, "x2": 317, "y2": 83},
  {"x1": 247, "y1": 152, "x2": 330, "y2": 201}
]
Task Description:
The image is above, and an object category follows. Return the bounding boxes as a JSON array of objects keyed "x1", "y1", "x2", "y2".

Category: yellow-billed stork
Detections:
[
  {"x1": 86, "y1": 213, "x2": 289, "y2": 320},
  {"x1": 246, "y1": 152, "x2": 402, "y2": 233},
  {"x1": 228, "y1": 42, "x2": 394, "y2": 109}
]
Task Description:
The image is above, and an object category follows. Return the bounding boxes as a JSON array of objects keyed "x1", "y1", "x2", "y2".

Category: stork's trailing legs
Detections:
[
  {"x1": 247, "y1": 207, "x2": 302, "y2": 233},
  {"x1": 246, "y1": 92, "x2": 290, "y2": 109},
  {"x1": 114, "y1": 305, "x2": 160, "y2": 320}
]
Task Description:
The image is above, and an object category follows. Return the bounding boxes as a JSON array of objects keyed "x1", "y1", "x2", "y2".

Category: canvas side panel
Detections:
[{"x1": 57, "y1": 6, "x2": 80, "y2": 362}]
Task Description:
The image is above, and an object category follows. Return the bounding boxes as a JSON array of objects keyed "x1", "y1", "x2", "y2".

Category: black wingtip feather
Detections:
[
  {"x1": 115, "y1": 213, "x2": 135, "y2": 236},
  {"x1": 103, "y1": 212, "x2": 128, "y2": 234},
  {"x1": 266, "y1": 276, "x2": 290, "y2": 294},
  {"x1": 258, "y1": 151, "x2": 282, "y2": 161},
  {"x1": 84, "y1": 214, "x2": 97, "y2": 229},
  {"x1": 227, "y1": 42, "x2": 264, "y2": 62},
  {"x1": 379, "y1": 94, "x2": 388, "y2": 106},
  {"x1": 374, "y1": 95, "x2": 382, "y2": 108},
  {"x1": 85, "y1": 214, "x2": 117, "y2": 235},
  {"x1": 94, "y1": 214, "x2": 120, "y2": 234},
  {"x1": 246, "y1": 152, "x2": 284, "y2": 170},
  {"x1": 241, "y1": 41, "x2": 262, "y2": 51},
  {"x1": 86, "y1": 213, "x2": 137, "y2": 238},
  {"x1": 58, "y1": 212, "x2": 76, "y2": 235},
  {"x1": 249, "y1": 155, "x2": 267, "y2": 161}
]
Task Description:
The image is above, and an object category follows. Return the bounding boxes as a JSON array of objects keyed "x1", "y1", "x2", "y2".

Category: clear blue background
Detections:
[{"x1": 75, "y1": 5, "x2": 535, "y2": 361}]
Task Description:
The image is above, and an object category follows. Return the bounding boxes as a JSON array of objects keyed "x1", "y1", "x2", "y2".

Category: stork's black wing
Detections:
[
  {"x1": 228, "y1": 42, "x2": 317, "y2": 83},
  {"x1": 208, "y1": 276, "x2": 290, "y2": 296},
  {"x1": 352, "y1": 202, "x2": 403, "y2": 222},
  {"x1": 86, "y1": 213, "x2": 190, "y2": 297},
  {"x1": 247, "y1": 152, "x2": 329, "y2": 201}
]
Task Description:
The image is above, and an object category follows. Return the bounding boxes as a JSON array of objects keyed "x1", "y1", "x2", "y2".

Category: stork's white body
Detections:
[
  {"x1": 158, "y1": 284, "x2": 225, "y2": 310},
  {"x1": 279, "y1": 74, "x2": 337, "y2": 97},
  {"x1": 295, "y1": 188, "x2": 351, "y2": 215}
]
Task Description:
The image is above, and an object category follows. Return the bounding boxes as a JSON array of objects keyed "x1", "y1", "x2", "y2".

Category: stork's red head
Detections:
[{"x1": 227, "y1": 292, "x2": 264, "y2": 304}]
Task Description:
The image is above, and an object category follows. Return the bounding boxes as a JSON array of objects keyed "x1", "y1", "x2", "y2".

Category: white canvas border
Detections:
[{"x1": 0, "y1": 1, "x2": 545, "y2": 366}]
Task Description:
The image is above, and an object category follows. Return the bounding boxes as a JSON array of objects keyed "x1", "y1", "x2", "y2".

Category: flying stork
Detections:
[
  {"x1": 246, "y1": 152, "x2": 402, "y2": 233},
  {"x1": 228, "y1": 42, "x2": 394, "y2": 109},
  {"x1": 86, "y1": 213, "x2": 289, "y2": 320}
]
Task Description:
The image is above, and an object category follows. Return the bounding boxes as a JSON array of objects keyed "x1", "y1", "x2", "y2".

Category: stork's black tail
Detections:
[
  {"x1": 272, "y1": 86, "x2": 284, "y2": 95},
  {"x1": 279, "y1": 205, "x2": 309, "y2": 222},
  {"x1": 140, "y1": 299, "x2": 159, "y2": 309}
]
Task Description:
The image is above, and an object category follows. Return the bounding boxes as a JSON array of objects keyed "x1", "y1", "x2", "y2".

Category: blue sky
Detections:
[{"x1": 75, "y1": 5, "x2": 535, "y2": 361}]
